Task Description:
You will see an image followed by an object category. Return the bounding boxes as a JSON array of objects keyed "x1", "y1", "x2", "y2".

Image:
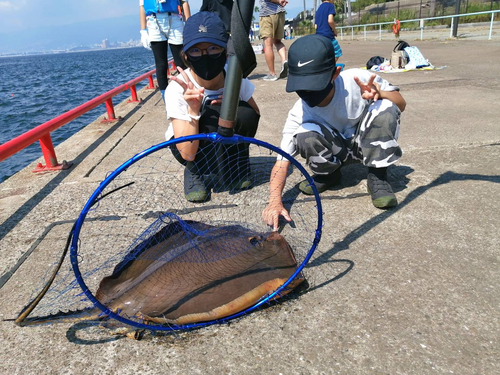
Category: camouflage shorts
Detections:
[{"x1": 294, "y1": 99, "x2": 402, "y2": 176}]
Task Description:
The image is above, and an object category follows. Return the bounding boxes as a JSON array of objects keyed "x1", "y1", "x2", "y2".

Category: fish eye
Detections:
[{"x1": 249, "y1": 236, "x2": 263, "y2": 246}]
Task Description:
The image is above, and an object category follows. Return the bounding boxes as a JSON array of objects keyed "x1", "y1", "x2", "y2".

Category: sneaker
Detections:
[
  {"x1": 230, "y1": 177, "x2": 252, "y2": 191},
  {"x1": 298, "y1": 169, "x2": 341, "y2": 195},
  {"x1": 263, "y1": 73, "x2": 278, "y2": 81},
  {"x1": 367, "y1": 171, "x2": 397, "y2": 209},
  {"x1": 184, "y1": 168, "x2": 208, "y2": 202},
  {"x1": 279, "y1": 60, "x2": 289, "y2": 79}
]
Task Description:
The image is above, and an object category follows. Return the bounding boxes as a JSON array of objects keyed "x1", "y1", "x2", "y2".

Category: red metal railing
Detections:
[{"x1": 0, "y1": 60, "x2": 174, "y2": 173}]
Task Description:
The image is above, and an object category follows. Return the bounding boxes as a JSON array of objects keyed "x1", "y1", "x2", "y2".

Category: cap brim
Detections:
[
  {"x1": 183, "y1": 37, "x2": 227, "y2": 52},
  {"x1": 286, "y1": 68, "x2": 334, "y2": 93}
]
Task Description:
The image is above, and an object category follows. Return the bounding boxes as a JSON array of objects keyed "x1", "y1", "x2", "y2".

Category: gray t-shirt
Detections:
[{"x1": 279, "y1": 69, "x2": 399, "y2": 158}]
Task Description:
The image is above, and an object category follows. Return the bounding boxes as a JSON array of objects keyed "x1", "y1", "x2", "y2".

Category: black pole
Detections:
[
  {"x1": 216, "y1": 0, "x2": 256, "y2": 187},
  {"x1": 219, "y1": 0, "x2": 255, "y2": 131}
]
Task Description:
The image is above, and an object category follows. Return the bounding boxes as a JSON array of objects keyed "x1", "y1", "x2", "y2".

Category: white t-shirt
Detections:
[
  {"x1": 279, "y1": 68, "x2": 399, "y2": 158},
  {"x1": 164, "y1": 68, "x2": 255, "y2": 140}
]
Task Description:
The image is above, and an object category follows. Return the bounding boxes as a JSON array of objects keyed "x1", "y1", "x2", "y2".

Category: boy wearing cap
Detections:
[
  {"x1": 166, "y1": 12, "x2": 260, "y2": 203},
  {"x1": 262, "y1": 34, "x2": 406, "y2": 230}
]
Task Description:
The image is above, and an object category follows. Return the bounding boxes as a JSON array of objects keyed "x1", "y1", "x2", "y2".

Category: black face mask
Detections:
[
  {"x1": 297, "y1": 81, "x2": 334, "y2": 107},
  {"x1": 188, "y1": 53, "x2": 226, "y2": 81}
]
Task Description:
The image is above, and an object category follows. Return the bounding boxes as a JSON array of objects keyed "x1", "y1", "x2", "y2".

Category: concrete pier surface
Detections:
[{"x1": 1, "y1": 38, "x2": 499, "y2": 374}]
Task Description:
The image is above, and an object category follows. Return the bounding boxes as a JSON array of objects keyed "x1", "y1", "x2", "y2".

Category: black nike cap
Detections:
[{"x1": 286, "y1": 34, "x2": 337, "y2": 93}]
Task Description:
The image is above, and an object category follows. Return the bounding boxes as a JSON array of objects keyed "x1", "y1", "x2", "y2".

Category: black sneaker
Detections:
[
  {"x1": 367, "y1": 171, "x2": 397, "y2": 208},
  {"x1": 184, "y1": 168, "x2": 208, "y2": 202},
  {"x1": 299, "y1": 169, "x2": 341, "y2": 195}
]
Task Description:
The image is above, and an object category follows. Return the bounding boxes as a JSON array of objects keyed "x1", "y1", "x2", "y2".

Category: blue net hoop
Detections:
[{"x1": 70, "y1": 133, "x2": 323, "y2": 331}]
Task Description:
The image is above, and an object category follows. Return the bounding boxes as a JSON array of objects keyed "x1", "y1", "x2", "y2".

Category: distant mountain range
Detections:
[{"x1": 0, "y1": 15, "x2": 139, "y2": 54}]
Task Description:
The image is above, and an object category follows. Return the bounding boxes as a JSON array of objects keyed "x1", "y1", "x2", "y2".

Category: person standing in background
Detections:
[
  {"x1": 200, "y1": 0, "x2": 233, "y2": 33},
  {"x1": 199, "y1": 0, "x2": 234, "y2": 55},
  {"x1": 139, "y1": 0, "x2": 191, "y2": 101},
  {"x1": 315, "y1": 0, "x2": 342, "y2": 62},
  {"x1": 259, "y1": 0, "x2": 289, "y2": 81}
]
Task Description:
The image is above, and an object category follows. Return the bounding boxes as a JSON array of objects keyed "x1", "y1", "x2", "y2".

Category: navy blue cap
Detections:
[
  {"x1": 286, "y1": 35, "x2": 336, "y2": 93},
  {"x1": 182, "y1": 12, "x2": 228, "y2": 52}
]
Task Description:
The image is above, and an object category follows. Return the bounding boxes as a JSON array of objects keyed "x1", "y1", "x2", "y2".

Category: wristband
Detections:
[{"x1": 188, "y1": 113, "x2": 201, "y2": 121}]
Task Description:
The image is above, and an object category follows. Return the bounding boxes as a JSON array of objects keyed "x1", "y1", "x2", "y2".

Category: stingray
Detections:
[{"x1": 14, "y1": 220, "x2": 304, "y2": 329}]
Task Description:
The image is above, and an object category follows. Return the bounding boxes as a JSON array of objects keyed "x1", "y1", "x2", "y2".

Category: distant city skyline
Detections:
[
  {"x1": 0, "y1": 0, "x2": 311, "y2": 54},
  {"x1": 0, "y1": 0, "x2": 308, "y2": 34}
]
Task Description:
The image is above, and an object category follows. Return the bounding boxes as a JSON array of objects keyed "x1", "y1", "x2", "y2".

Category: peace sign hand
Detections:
[
  {"x1": 354, "y1": 74, "x2": 381, "y2": 102},
  {"x1": 168, "y1": 66, "x2": 205, "y2": 115}
]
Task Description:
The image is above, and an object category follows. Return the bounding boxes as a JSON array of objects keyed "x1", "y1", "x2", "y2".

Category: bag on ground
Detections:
[
  {"x1": 366, "y1": 56, "x2": 385, "y2": 70},
  {"x1": 391, "y1": 40, "x2": 410, "y2": 69}
]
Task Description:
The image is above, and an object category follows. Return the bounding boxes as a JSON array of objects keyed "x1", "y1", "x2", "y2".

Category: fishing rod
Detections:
[{"x1": 217, "y1": 0, "x2": 256, "y2": 136}]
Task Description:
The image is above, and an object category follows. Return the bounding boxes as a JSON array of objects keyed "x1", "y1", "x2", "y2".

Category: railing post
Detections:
[
  {"x1": 127, "y1": 85, "x2": 140, "y2": 103},
  {"x1": 379, "y1": 24, "x2": 382, "y2": 40},
  {"x1": 146, "y1": 75, "x2": 155, "y2": 89},
  {"x1": 32, "y1": 133, "x2": 73, "y2": 172},
  {"x1": 39, "y1": 133, "x2": 58, "y2": 168},
  {"x1": 168, "y1": 59, "x2": 177, "y2": 75},
  {"x1": 102, "y1": 98, "x2": 119, "y2": 123},
  {"x1": 364, "y1": 25, "x2": 366, "y2": 40},
  {"x1": 489, "y1": 12, "x2": 494, "y2": 40}
]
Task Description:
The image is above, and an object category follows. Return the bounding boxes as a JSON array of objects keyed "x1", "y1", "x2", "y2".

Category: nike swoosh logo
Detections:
[{"x1": 297, "y1": 60, "x2": 314, "y2": 67}]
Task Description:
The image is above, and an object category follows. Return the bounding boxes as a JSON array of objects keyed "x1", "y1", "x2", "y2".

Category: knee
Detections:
[
  {"x1": 364, "y1": 100, "x2": 401, "y2": 135},
  {"x1": 295, "y1": 131, "x2": 329, "y2": 159},
  {"x1": 373, "y1": 100, "x2": 400, "y2": 123},
  {"x1": 235, "y1": 102, "x2": 260, "y2": 137}
]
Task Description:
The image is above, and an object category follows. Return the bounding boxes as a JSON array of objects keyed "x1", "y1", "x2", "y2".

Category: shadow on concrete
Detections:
[
  {"x1": 278, "y1": 164, "x2": 413, "y2": 231},
  {"x1": 0, "y1": 89, "x2": 158, "y2": 242},
  {"x1": 65, "y1": 322, "x2": 124, "y2": 345},
  {"x1": 305, "y1": 171, "x2": 500, "y2": 293},
  {"x1": 247, "y1": 73, "x2": 269, "y2": 81}
]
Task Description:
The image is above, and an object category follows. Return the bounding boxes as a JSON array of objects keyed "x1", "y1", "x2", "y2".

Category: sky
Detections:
[{"x1": 0, "y1": 0, "x2": 309, "y2": 34}]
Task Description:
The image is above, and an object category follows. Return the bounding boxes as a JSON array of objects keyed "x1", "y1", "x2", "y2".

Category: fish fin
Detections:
[{"x1": 168, "y1": 276, "x2": 305, "y2": 326}]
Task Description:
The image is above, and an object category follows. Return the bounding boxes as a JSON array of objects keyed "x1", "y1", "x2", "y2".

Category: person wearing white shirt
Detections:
[{"x1": 166, "y1": 12, "x2": 260, "y2": 203}]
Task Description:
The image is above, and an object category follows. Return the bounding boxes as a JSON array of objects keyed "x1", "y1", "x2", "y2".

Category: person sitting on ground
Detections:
[
  {"x1": 166, "y1": 12, "x2": 260, "y2": 203},
  {"x1": 315, "y1": 0, "x2": 342, "y2": 63},
  {"x1": 262, "y1": 34, "x2": 406, "y2": 230}
]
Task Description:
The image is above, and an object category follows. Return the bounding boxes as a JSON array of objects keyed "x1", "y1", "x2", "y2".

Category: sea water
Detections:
[{"x1": 0, "y1": 47, "x2": 157, "y2": 182}]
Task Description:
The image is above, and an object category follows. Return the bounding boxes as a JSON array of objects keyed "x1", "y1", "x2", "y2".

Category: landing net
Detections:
[{"x1": 18, "y1": 134, "x2": 322, "y2": 331}]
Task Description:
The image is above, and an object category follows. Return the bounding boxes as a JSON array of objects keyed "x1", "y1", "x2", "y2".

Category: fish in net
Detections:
[{"x1": 13, "y1": 134, "x2": 322, "y2": 332}]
